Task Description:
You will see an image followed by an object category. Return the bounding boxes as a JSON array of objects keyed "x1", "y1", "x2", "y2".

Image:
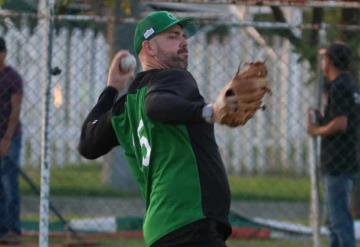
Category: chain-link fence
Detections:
[{"x1": 1, "y1": 2, "x2": 360, "y2": 246}]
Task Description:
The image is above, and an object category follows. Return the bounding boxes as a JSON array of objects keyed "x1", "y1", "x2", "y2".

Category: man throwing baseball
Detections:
[{"x1": 79, "y1": 11, "x2": 265, "y2": 247}]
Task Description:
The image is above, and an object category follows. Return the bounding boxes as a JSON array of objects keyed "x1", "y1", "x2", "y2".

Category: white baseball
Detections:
[{"x1": 120, "y1": 54, "x2": 137, "y2": 72}]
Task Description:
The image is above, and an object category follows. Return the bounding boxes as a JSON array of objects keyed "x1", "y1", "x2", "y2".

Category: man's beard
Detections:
[{"x1": 158, "y1": 48, "x2": 188, "y2": 70}]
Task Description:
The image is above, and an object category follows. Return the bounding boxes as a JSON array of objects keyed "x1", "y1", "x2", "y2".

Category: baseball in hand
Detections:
[{"x1": 120, "y1": 54, "x2": 137, "y2": 72}]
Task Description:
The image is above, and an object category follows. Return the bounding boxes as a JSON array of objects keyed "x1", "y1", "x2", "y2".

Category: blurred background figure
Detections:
[
  {"x1": 307, "y1": 42, "x2": 360, "y2": 247},
  {"x1": 0, "y1": 36, "x2": 24, "y2": 245}
]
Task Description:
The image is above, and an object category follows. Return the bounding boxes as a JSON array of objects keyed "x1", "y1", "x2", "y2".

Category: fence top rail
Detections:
[
  {"x1": 216, "y1": 21, "x2": 360, "y2": 31},
  {"x1": 0, "y1": 10, "x2": 136, "y2": 23},
  {"x1": 144, "y1": 0, "x2": 360, "y2": 8},
  {"x1": 1, "y1": 9, "x2": 360, "y2": 32}
]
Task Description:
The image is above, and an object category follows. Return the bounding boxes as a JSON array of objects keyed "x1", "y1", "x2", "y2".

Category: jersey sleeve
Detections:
[
  {"x1": 144, "y1": 69, "x2": 206, "y2": 124},
  {"x1": 78, "y1": 86, "x2": 120, "y2": 159},
  {"x1": 11, "y1": 70, "x2": 23, "y2": 96},
  {"x1": 330, "y1": 82, "x2": 352, "y2": 118}
]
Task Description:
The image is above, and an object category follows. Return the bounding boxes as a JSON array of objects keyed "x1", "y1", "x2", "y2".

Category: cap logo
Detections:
[
  {"x1": 144, "y1": 28, "x2": 155, "y2": 39},
  {"x1": 167, "y1": 13, "x2": 177, "y2": 20}
]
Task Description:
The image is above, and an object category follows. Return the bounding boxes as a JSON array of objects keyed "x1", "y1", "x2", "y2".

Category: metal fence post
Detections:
[
  {"x1": 310, "y1": 24, "x2": 326, "y2": 247},
  {"x1": 38, "y1": 0, "x2": 55, "y2": 246}
]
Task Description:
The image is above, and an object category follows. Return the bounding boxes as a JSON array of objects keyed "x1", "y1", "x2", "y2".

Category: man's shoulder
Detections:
[
  {"x1": 133, "y1": 68, "x2": 193, "y2": 83},
  {"x1": 153, "y1": 69, "x2": 195, "y2": 85},
  {"x1": 145, "y1": 69, "x2": 198, "y2": 96},
  {"x1": 332, "y1": 72, "x2": 357, "y2": 91},
  {"x1": 156, "y1": 68, "x2": 193, "y2": 79},
  {"x1": 335, "y1": 72, "x2": 355, "y2": 84},
  {"x1": 5, "y1": 65, "x2": 19, "y2": 74},
  {"x1": 4, "y1": 66, "x2": 22, "y2": 80}
]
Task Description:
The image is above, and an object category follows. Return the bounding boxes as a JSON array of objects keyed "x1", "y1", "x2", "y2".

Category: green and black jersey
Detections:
[{"x1": 79, "y1": 69, "x2": 231, "y2": 246}]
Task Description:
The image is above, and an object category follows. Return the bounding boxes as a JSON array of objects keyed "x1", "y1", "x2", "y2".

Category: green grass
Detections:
[
  {"x1": 70, "y1": 236, "x2": 360, "y2": 247},
  {"x1": 20, "y1": 163, "x2": 311, "y2": 201},
  {"x1": 229, "y1": 175, "x2": 311, "y2": 202},
  {"x1": 20, "y1": 162, "x2": 136, "y2": 197},
  {"x1": 99, "y1": 238, "x2": 317, "y2": 247},
  {"x1": 16, "y1": 236, "x2": 336, "y2": 247}
]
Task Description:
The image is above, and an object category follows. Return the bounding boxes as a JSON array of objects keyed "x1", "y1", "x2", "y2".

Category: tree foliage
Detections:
[{"x1": 256, "y1": 7, "x2": 360, "y2": 74}]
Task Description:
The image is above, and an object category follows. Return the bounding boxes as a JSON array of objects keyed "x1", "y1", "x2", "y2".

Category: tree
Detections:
[{"x1": 0, "y1": 0, "x2": 37, "y2": 12}]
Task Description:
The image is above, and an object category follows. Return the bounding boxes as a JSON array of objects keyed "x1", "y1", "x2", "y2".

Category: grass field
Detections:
[
  {"x1": 19, "y1": 163, "x2": 325, "y2": 247},
  {"x1": 100, "y1": 238, "x2": 338, "y2": 247},
  {"x1": 19, "y1": 235, "x2": 360, "y2": 247},
  {"x1": 20, "y1": 163, "x2": 311, "y2": 201}
]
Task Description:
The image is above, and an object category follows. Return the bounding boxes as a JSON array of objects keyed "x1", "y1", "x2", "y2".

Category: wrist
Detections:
[
  {"x1": 106, "y1": 81, "x2": 122, "y2": 91},
  {"x1": 106, "y1": 86, "x2": 120, "y2": 93},
  {"x1": 202, "y1": 104, "x2": 214, "y2": 123},
  {"x1": 316, "y1": 126, "x2": 324, "y2": 136},
  {"x1": 312, "y1": 126, "x2": 322, "y2": 137}
]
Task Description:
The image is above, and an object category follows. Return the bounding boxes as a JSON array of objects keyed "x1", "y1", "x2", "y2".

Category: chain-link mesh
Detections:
[{"x1": 0, "y1": 2, "x2": 360, "y2": 246}]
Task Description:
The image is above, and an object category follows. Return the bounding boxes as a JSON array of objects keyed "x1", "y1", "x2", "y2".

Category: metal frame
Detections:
[{"x1": 143, "y1": 0, "x2": 360, "y2": 8}]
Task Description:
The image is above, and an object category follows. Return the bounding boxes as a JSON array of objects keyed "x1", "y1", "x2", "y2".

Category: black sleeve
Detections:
[
  {"x1": 330, "y1": 82, "x2": 352, "y2": 118},
  {"x1": 78, "y1": 87, "x2": 120, "y2": 159},
  {"x1": 145, "y1": 70, "x2": 206, "y2": 124}
]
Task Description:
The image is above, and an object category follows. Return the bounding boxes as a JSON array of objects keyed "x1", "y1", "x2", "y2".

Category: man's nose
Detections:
[{"x1": 180, "y1": 37, "x2": 188, "y2": 49}]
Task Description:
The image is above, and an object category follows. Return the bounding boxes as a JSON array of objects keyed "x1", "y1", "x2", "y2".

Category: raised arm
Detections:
[{"x1": 79, "y1": 50, "x2": 135, "y2": 159}]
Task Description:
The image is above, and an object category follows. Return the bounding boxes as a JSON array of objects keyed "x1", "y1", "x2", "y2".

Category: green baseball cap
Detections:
[{"x1": 134, "y1": 11, "x2": 197, "y2": 54}]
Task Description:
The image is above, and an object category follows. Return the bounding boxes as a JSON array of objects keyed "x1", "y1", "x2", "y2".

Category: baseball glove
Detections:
[{"x1": 213, "y1": 61, "x2": 270, "y2": 127}]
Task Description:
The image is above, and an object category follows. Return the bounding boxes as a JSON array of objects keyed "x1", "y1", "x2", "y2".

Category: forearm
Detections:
[
  {"x1": 145, "y1": 92, "x2": 206, "y2": 124},
  {"x1": 4, "y1": 94, "x2": 22, "y2": 140},
  {"x1": 314, "y1": 117, "x2": 347, "y2": 137},
  {"x1": 3, "y1": 109, "x2": 20, "y2": 141},
  {"x1": 78, "y1": 87, "x2": 120, "y2": 159}
]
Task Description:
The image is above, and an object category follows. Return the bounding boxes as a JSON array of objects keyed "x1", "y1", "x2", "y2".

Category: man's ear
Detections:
[{"x1": 143, "y1": 40, "x2": 156, "y2": 56}]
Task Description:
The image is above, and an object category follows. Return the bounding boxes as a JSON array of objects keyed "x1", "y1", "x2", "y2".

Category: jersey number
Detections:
[{"x1": 137, "y1": 120, "x2": 151, "y2": 167}]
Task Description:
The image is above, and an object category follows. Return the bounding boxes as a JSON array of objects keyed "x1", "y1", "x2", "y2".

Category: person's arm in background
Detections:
[
  {"x1": 0, "y1": 93, "x2": 22, "y2": 156},
  {"x1": 307, "y1": 83, "x2": 349, "y2": 137},
  {"x1": 307, "y1": 113, "x2": 347, "y2": 137}
]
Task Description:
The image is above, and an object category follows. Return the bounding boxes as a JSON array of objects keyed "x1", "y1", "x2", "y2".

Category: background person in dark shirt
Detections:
[
  {"x1": 0, "y1": 37, "x2": 23, "y2": 244},
  {"x1": 307, "y1": 42, "x2": 360, "y2": 247},
  {"x1": 79, "y1": 11, "x2": 265, "y2": 247}
]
